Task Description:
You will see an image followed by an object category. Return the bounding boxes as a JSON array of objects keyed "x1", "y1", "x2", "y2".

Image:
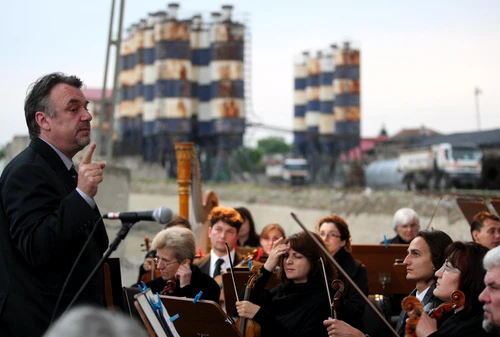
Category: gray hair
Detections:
[
  {"x1": 152, "y1": 227, "x2": 196, "y2": 262},
  {"x1": 483, "y1": 245, "x2": 500, "y2": 271},
  {"x1": 24, "y1": 72, "x2": 83, "y2": 139},
  {"x1": 43, "y1": 305, "x2": 146, "y2": 337},
  {"x1": 392, "y1": 207, "x2": 420, "y2": 231}
]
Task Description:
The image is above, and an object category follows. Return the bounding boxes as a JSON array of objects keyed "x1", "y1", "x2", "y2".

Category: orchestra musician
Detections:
[
  {"x1": 470, "y1": 211, "x2": 500, "y2": 250},
  {"x1": 194, "y1": 206, "x2": 244, "y2": 277},
  {"x1": 236, "y1": 207, "x2": 261, "y2": 247},
  {"x1": 479, "y1": 245, "x2": 500, "y2": 333},
  {"x1": 324, "y1": 229, "x2": 453, "y2": 337},
  {"x1": 317, "y1": 215, "x2": 368, "y2": 331},
  {"x1": 235, "y1": 232, "x2": 338, "y2": 337},
  {"x1": 410, "y1": 241, "x2": 491, "y2": 337},
  {"x1": 383, "y1": 208, "x2": 420, "y2": 244},
  {"x1": 260, "y1": 223, "x2": 287, "y2": 256},
  {"x1": 144, "y1": 227, "x2": 220, "y2": 302}
]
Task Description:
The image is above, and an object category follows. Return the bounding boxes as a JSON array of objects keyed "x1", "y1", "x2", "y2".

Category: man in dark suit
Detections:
[
  {"x1": 0, "y1": 73, "x2": 108, "y2": 337},
  {"x1": 194, "y1": 206, "x2": 243, "y2": 277}
]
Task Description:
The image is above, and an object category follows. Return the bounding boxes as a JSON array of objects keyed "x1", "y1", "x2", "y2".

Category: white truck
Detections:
[
  {"x1": 265, "y1": 158, "x2": 309, "y2": 185},
  {"x1": 398, "y1": 143, "x2": 482, "y2": 190}
]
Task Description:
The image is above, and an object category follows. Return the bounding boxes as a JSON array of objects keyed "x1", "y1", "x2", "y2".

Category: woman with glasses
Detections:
[
  {"x1": 145, "y1": 227, "x2": 220, "y2": 303},
  {"x1": 316, "y1": 215, "x2": 368, "y2": 331},
  {"x1": 411, "y1": 241, "x2": 491, "y2": 337}
]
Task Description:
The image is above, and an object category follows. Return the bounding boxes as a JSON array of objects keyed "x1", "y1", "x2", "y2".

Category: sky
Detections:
[{"x1": 1, "y1": 0, "x2": 499, "y2": 147}]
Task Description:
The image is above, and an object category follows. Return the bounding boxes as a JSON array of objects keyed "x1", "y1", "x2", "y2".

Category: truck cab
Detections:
[{"x1": 282, "y1": 158, "x2": 309, "y2": 185}]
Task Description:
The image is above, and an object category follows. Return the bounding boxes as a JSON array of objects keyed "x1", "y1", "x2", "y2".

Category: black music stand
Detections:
[
  {"x1": 160, "y1": 296, "x2": 243, "y2": 337},
  {"x1": 491, "y1": 198, "x2": 500, "y2": 216}
]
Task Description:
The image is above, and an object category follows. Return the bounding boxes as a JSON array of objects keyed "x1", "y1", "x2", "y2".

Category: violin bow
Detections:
[
  {"x1": 425, "y1": 197, "x2": 443, "y2": 231},
  {"x1": 291, "y1": 212, "x2": 399, "y2": 337},
  {"x1": 319, "y1": 257, "x2": 334, "y2": 318},
  {"x1": 225, "y1": 242, "x2": 240, "y2": 302}
]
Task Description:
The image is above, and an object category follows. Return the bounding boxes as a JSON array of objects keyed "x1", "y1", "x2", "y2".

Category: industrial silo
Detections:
[
  {"x1": 142, "y1": 12, "x2": 163, "y2": 162},
  {"x1": 305, "y1": 51, "x2": 322, "y2": 180},
  {"x1": 154, "y1": 3, "x2": 192, "y2": 173},
  {"x1": 208, "y1": 5, "x2": 245, "y2": 180},
  {"x1": 293, "y1": 52, "x2": 308, "y2": 156},
  {"x1": 333, "y1": 41, "x2": 360, "y2": 151}
]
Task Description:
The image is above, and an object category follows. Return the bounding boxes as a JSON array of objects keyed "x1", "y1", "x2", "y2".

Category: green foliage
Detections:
[
  {"x1": 257, "y1": 137, "x2": 291, "y2": 154},
  {"x1": 0, "y1": 146, "x2": 4, "y2": 160},
  {"x1": 233, "y1": 147, "x2": 264, "y2": 173}
]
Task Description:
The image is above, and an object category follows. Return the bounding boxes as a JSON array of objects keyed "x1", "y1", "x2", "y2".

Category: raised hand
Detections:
[
  {"x1": 263, "y1": 237, "x2": 287, "y2": 272},
  {"x1": 175, "y1": 261, "x2": 192, "y2": 288},
  {"x1": 77, "y1": 143, "x2": 106, "y2": 198}
]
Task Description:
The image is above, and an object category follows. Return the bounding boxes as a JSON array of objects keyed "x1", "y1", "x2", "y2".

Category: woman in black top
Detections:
[
  {"x1": 317, "y1": 215, "x2": 368, "y2": 331},
  {"x1": 235, "y1": 231, "x2": 337, "y2": 337},
  {"x1": 235, "y1": 206, "x2": 261, "y2": 247}
]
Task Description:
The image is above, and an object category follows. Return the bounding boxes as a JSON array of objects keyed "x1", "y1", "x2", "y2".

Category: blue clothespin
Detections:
[
  {"x1": 248, "y1": 258, "x2": 253, "y2": 271},
  {"x1": 152, "y1": 293, "x2": 163, "y2": 314},
  {"x1": 138, "y1": 281, "x2": 147, "y2": 292},
  {"x1": 169, "y1": 313, "x2": 179, "y2": 322},
  {"x1": 383, "y1": 235, "x2": 388, "y2": 248},
  {"x1": 193, "y1": 291, "x2": 203, "y2": 304}
]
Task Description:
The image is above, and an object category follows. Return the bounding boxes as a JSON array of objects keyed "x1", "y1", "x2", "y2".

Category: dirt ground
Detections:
[{"x1": 113, "y1": 179, "x2": 499, "y2": 286}]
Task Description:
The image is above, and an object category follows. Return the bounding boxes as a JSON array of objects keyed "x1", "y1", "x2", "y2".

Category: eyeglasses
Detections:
[
  {"x1": 154, "y1": 257, "x2": 179, "y2": 267},
  {"x1": 319, "y1": 232, "x2": 342, "y2": 239}
]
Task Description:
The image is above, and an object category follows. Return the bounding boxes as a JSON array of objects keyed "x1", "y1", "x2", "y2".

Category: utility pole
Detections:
[
  {"x1": 97, "y1": 0, "x2": 125, "y2": 162},
  {"x1": 475, "y1": 87, "x2": 482, "y2": 131}
]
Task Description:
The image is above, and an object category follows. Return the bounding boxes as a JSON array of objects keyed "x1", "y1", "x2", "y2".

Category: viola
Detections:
[
  {"x1": 402, "y1": 290, "x2": 465, "y2": 337},
  {"x1": 140, "y1": 236, "x2": 161, "y2": 283},
  {"x1": 235, "y1": 265, "x2": 261, "y2": 337}
]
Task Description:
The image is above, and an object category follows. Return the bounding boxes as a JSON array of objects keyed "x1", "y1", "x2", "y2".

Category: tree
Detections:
[
  {"x1": 257, "y1": 137, "x2": 291, "y2": 154},
  {"x1": 233, "y1": 147, "x2": 264, "y2": 173}
]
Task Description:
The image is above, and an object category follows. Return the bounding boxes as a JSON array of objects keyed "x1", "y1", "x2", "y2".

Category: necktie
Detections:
[
  {"x1": 69, "y1": 165, "x2": 78, "y2": 187},
  {"x1": 213, "y1": 258, "x2": 224, "y2": 277}
]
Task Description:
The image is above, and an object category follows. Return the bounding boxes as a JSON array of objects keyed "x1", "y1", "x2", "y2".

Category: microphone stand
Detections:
[{"x1": 64, "y1": 220, "x2": 136, "y2": 314}]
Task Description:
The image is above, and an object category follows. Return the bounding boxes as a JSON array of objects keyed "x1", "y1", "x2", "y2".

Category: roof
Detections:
[
  {"x1": 391, "y1": 127, "x2": 441, "y2": 140},
  {"x1": 82, "y1": 88, "x2": 112, "y2": 101},
  {"x1": 409, "y1": 128, "x2": 500, "y2": 148}
]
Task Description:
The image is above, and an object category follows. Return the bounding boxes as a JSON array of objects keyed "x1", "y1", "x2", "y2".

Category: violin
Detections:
[
  {"x1": 140, "y1": 236, "x2": 161, "y2": 283},
  {"x1": 235, "y1": 248, "x2": 263, "y2": 267},
  {"x1": 160, "y1": 280, "x2": 177, "y2": 295},
  {"x1": 235, "y1": 265, "x2": 261, "y2": 337},
  {"x1": 402, "y1": 290, "x2": 465, "y2": 337},
  {"x1": 331, "y1": 279, "x2": 345, "y2": 319}
]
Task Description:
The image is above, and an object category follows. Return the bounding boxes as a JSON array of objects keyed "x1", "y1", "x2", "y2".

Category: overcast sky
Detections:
[{"x1": 1, "y1": 0, "x2": 499, "y2": 147}]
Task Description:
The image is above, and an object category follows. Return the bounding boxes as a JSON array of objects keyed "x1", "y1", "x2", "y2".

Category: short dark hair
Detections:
[
  {"x1": 164, "y1": 215, "x2": 192, "y2": 230},
  {"x1": 470, "y1": 211, "x2": 500, "y2": 236},
  {"x1": 445, "y1": 241, "x2": 488, "y2": 314},
  {"x1": 279, "y1": 231, "x2": 337, "y2": 285},
  {"x1": 316, "y1": 215, "x2": 352, "y2": 251},
  {"x1": 24, "y1": 72, "x2": 83, "y2": 139},
  {"x1": 416, "y1": 230, "x2": 453, "y2": 272},
  {"x1": 208, "y1": 206, "x2": 242, "y2": 231}
]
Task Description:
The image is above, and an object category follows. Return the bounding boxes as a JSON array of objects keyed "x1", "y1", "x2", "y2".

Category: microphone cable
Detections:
[{"x1": 50, "y1": 215, "x2": 103, "y2": 323}]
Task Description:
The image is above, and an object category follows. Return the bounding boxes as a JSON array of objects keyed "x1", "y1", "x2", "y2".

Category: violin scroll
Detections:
[
  {"x1": 402, "y1": 296, "x2": 423, "y2": 337},
  {"x1": 429, "y1": 290, "x2": 465, "y2": 320},
  {"x1": 160, "y1": 280, "x2": 177, "y2": 295}
]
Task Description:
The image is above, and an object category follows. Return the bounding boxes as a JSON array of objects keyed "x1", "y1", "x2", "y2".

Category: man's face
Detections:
[
  {"x1": 473, "y1": 218, "x2": 500, "y2": 250},
  {"x1": 39, "y1": 83, "x2": 91, "y2": 158},
  {"x1": 396, "y1": 220, "x2": 419, "y2": 243},
  {"x1": 208, "y1": 220, "x2": 239, "y2": 255},
  {"x1": 479, "y1": 266, "x2": 500, "y2": 333},
  {"x1": 403, "y1": 237, "x2": 435, "y2": 283}
]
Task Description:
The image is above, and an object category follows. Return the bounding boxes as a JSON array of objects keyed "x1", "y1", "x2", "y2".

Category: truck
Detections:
[
  {"x1": 398, "y1": 142, "x2": 482, "y2": 190},
  {"x1": 265, "y1": 157, "x2": 309, "y2": 185}
]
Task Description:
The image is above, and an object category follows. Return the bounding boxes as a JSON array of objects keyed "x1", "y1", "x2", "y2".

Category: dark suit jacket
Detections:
[
  {"x1": 0, "y1": 137, "x2": 109, "y2": 337},
  {"x1": 395, "y1": 282, "x2": 442, "y2": 337},
  {"x1": 194, "y1": 251, "x2": 244, "y2": 277}
]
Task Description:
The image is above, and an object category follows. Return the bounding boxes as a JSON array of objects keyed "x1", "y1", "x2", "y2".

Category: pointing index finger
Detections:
[{"x1": 80, "y1": 142, "x2": 96, "y2": 165}]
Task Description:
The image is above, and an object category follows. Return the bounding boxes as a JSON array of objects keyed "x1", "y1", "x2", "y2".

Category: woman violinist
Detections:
[
  {"x1": 411, "y1": 241, "x2": 491, "y2": 337},
  {"x1": 235, "y1": 231, "x2": 337, "y2": 337}
]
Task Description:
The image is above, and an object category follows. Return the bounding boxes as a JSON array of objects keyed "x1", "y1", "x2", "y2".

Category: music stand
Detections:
[
  {"x1": 160, "y1": 296, "x2": 243, "y2": 337},
  {"x1": 351, "y1": 244, "x2": 413, "y2": 295},
  {"x1": 456, "y1": 197, "x2": 489, "y2": 224},
  {"x1": 491, "y1": 198, "x2": 500, "y2": 216},
  {"x1": 104, "y1": 257, "x2": 124, "y2": 311}
]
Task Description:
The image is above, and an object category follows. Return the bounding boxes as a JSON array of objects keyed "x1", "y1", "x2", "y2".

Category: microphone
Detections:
[{"x1": 103, "y1": 207, "x2": 173, "y2": 224}]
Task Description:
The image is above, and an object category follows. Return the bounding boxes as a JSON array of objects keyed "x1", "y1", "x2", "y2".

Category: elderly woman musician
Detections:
[
  {"x1": 317, "y1": 215, "x2": 368, "y2": 331},
  {"x1": 384, "y1": 207, "x2": 420, "y2": 244},
  {"x1": 235, "y1": 231, "x2": 341, "y2": 337},
  {"x1": 144, "y1": 227, "x2": 220, "y2": 303}
]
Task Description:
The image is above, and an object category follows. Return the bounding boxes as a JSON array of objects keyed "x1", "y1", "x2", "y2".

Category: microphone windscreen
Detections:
[{"x1": 158, "y1": 207, "x2": 173, "y2": 224}]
